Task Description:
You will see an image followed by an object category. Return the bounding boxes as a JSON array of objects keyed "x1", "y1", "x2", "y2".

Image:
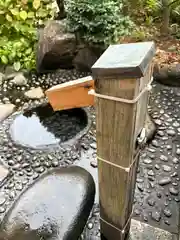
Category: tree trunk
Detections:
[
  {"x1": 56, "y1": 0, "x2": 66, "y2": 19},
  {"x1": 161, "y1": 0, "x2": 170, "y2": 36}
]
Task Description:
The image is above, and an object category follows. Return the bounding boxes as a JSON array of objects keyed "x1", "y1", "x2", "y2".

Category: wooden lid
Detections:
[{"x1": 92, "y1": 41, "x2": 155, "y2": 78}]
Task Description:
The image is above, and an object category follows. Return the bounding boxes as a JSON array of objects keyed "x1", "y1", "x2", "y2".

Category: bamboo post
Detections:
[{"x1": 91, "y1": 42, "x2": 156, "y2": 240}]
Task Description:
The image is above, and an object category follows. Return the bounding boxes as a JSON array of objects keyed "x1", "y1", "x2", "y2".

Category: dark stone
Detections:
[
  {"x1": 153, "y1": 63, "x2": 180, "y2": 87},
  {"x1": 0, "y1": 166, "x2": 95, "y2": 240},
  {"x1": 37, "y1": 20, "x2": 76, "y2": 73},
  {"x1": 73, "y1": 46, "x2": 104, "y2": 72}
]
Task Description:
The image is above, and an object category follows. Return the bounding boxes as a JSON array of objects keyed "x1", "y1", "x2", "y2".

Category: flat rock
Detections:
[
  {"x1": 0, "y1": 166, "x2": 95, "y2": 240},
  {"x1": 0, "y1": 104, "x2": 16, "y2": 122},
  {"x1": 11, "y1": 73, "x2": 27, "y2": 86},
  {"x1": 24, "y1": 87, "x2": 44, "y2": 99}
]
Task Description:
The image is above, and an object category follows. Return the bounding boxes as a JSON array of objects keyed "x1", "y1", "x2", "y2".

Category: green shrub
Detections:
[
  {"x1": 0, "y1": 0, "x2": 55, "y2": 71},
  {"x1": 66, "y1": 0, "x2": 134, "y2": 47}
]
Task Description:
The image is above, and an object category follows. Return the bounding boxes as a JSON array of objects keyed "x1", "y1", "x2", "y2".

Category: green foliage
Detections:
[
  {"x1": 66, "y1": 0, "x2": 134, "y2": 46},
  {"x1": 0, "y1": 0, "x2": 55, "y2": 70}
]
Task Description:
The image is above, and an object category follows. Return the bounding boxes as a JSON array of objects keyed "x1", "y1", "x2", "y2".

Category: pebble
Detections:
[
  {"x1": 152, "y1": 140, "x2": 159, "y2": 147},
  {"x1": 36, "y1": 166, "x2": 45, "y2": 174},
  {"x1": 155, "y1": 164, "x2": 160, "y2": 170},
  {"x1": 90, "y1": 143, "x2": 96, "y2": 150},
  {"x1": 176, "y1": 148, "x2": 180, "y2": 155},
  {"x1": 0, "y1": 206, "x2": 6, "y2": 213},
  {"x1": 151, "y1": 211, "x2": 161, "y2": 222},
  {"x1": 167, "y1": 129, "x2": 176, "y2": 136},
  {"x1": 162, "y1": 165, "x2": 172, "y2": 172},
  {"x1": 90, "y1": 161, "x2": 97, "y2": 168},
  {"x1": 172, "y1": 157, "x2": 179, "y2": 164},
  {"x1": 87, "y1": 222, "x2": 93, "y2": 229},
  {"x1": 0, "y1": 196, "x2": 6, "y2": 205},
  {"x1": 137, "y1": 184, "x2": 144, "y2": 192},
  {"x1": 147, "y1": 198, "x2": 155, "y2": 207},
  {"x1": 169, "y1": 187, "x2": 179, "y2": 196},
  {"x1": 52, "y1": 160, "x2": 59, "y2": 167},
  {"x1": 159, "y1": 177, "x2": 172, "y2": 186},
  {"x1": 171, "y1": 172, "x2": 178, "y2": 177},
  {"x1": 164, "y1": 208, "x2": 172, "y2": 218},
  {"x1": 147, "y1": 170, "x2": 155, "y2": 177},
  {"x1": 160, "y1": 155, "x2": 168, "y2": 162},
  {"x1": 143, "y1": 159, "x2": 152, "y2": 164}
]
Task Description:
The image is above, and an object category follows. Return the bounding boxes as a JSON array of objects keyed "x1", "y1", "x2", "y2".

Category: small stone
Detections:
[
  {"x1": 81, "y1": 143, "x2": 89, "y2": 150},
  {"x1": 11, "y1": 73, "x2": 27, "y2": 86},
  {"x1": 147, "y1": 198, "x2": 155, "y2": 206},
  {"x1": 172, "y1": 182, "x2": 178, "y2": 186},
  {"x1": 176, "y1": 148, "x2": 180, "y2": 155},
  {"x1": 143, "y1": 159, "x2": 152, "y2": 164},
  {"x1": 159, "y1": 177, "x2": 171, "y2": 186},
  {"x1": 157, "y1": 192, "x2": 162, "y2": 198},
  {"x1": 173, "y1": 121, "x2": 180, "y2": 127},
  {"x1": 157, "y1": 131, "x2": 164, "y2": 137},
  {"x1": 52, "y1": 160, "x2": 59, "y2": 167},
  {"x1": 172, "y1": 157, "x2": 179, "y2": 164},
  {"x1": 164, "y1": 220, "x2": 170, "y2": 225},
  {"x1": 134, "y1": 209, "x2": 140, "y2": 216},
  {"x1": 0, "y1": 104, "x2": 16, "y2": 122},
  {"x1": 136, "y1": 178, "x2": 143, "y2": 183},
  {"x1": 167, "y1": 129, "x2": 176, "y2": 136},
  {"x1": 151, "y1": 211, "x2": 161, "y2": 222},
  {"x1": 162, "y1": 165, "x2": 172, "y2": 172},
  {"x1": 148, "y1": 170, "x2": 155, "y2": 177},
  {"x1": 155, "y1": 164, "x2": 160, "y2": 170},
  {"x1": 137, "y1": 184, "x2": 144, "y2": 192},
  {"x1": 15, "y1": 183, "x2": 23, "y2": 191},
  {"x1": 152, "y1": 140, "x2": 159, "y2": 147},
  {"x1": 0, "y1": 195, "x2": 6, "y2": 205},
  {"x1": 87, "y1": 222, "x2": 93, "y2": 229},
  {"x1": 36, "y1": 166, "x2": 45, "y2": 174},
  {"x1": 90, "y1": 143, "x2": 96, "y2": 150},
  {"x1": 22, "y1": 163, "x2": 30, "y2": 168},
  {"x1": 90, "y1": 161, "x2": 97, "y2": 168},
  {"x1": 154, "y1": 119, "x2": 162, "y2": 126},
  {"x1": 0, "y1": 206, "x2": 6, "y2": 213},
  {"x1": 169, "y1": 187, "x2": 178, "y2": 196},
  {"x1": 175, "y1": 197, "x2": 180, "y2": 202},
  {"x1": 160, "y1": 155, "x2": 168, "y2": 162},
  {"x1": 171, "y1": 172, "x2": 178, "y2": 177},
  {"x1": 8, "y1": 160, "x2": 15, "y2": 166},
  {"x1": 24, "y1": 87, "x2": 44, "y2": 100},
  {"x1": 164, "y1": 208, "x2": 172, "y2": 218}
]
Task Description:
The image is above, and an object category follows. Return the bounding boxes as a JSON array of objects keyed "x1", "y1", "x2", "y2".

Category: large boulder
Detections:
[
  {"x1": 0, "y1": 166, "x2": 95, "y2": 240},
  {"x1": 73, "y1": 46, "x2": 105, "y2": 72},
  {"x1": 37, "y1": 20, "x2": 77, "y2": 73}
]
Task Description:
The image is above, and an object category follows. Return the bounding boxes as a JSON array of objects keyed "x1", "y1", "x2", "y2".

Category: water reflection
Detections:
[{"x1": 10, "y1": 104, "x2": 88, "y2": 149}]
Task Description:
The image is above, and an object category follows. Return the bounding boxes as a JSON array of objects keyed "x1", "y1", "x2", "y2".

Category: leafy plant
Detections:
[
  {"x1": 66, "y1": 0, "x2": 134, "y2": 47},
  {"x1": 0, "y1": 0, "x2": 56, "y2": 70}
]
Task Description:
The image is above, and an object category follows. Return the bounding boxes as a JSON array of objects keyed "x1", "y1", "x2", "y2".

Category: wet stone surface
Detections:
[{"x1": 0, "y1": 74, "x2": 180, "y2": 239}]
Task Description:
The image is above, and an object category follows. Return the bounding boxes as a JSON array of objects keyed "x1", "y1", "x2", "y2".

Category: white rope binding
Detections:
[{"x1": 88, "y1": 77, "x2": 153, "y2": 104}]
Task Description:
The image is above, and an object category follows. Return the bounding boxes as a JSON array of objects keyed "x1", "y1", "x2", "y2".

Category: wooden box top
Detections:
[{"x1": 92, "y1": 41, "x2": 156, "y2": 78}]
